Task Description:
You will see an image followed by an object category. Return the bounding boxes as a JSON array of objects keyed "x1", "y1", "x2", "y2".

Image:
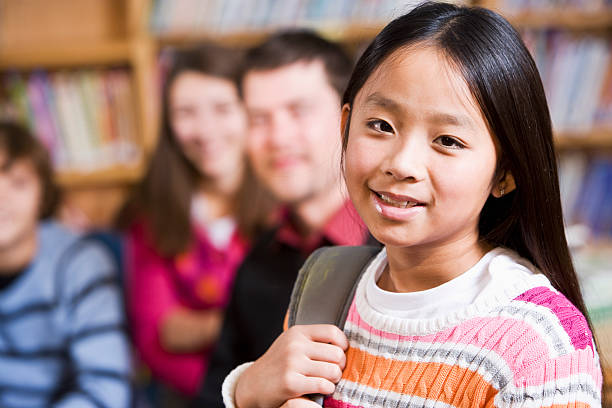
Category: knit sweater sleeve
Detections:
[
  {"x1": 494, "y1": 287, "x2": 603, "y2": 408},
  {"x1": 53, "y1": 238, "x2": 133, "y2": 408},
  {"x1": 494, "y1": 346, "x2": 602, "y2": 408}
]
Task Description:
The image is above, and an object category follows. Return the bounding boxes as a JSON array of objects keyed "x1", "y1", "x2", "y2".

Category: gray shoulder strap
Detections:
[{"x1": 288, "y1": 246, "x2": 379, "y2": 329}]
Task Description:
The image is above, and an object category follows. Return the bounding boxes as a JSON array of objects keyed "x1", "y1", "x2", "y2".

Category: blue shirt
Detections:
[{"x1": 0, "y1": 221, "x2": 132, "y2": 407}]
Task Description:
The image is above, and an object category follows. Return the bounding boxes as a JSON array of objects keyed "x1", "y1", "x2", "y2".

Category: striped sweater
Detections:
[
  {"x1": 326, "y1": 248, "x2": 602, "y2": 408},
  {"x1": 0, "y1": 221, "x2": 132, "y2": 408},
  {"x1": 222, "y1": 247, "x2": 603, "y2": 407}
]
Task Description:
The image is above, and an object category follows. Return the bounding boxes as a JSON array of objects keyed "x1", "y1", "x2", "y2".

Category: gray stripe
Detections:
[
  {"x1": 500, "y1": 380, "x2": 600, "y2": 404},
  {"x1": 335, "y1": 381, "x2": 457, "y2": 408},
  {"x1": 495, "y1": 303, "x2": 569, "y2": 355},
  {"x1": 345, "y1": 326, "x2": 511, "y2": 390}
]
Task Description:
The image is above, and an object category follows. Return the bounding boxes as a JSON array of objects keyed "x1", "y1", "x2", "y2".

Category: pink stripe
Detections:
[
  {"x1": 515, "y1": 287, "x2": 593, "y2": 351},
  {"x1": 324, "y1": 397, "x2": 362, "y2": 408},
  {"x1": 346, "y1": 302, "x2": 568, "y2": 386},
  {"x1": 520, "y1": 347, "x2": 603, "y2": 388}
]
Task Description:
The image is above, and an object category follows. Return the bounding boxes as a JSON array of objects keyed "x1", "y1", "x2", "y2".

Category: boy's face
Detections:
[
  {"x1": 243, "y1": 60, "x2": 343, "y2": 205},
  {"x1": 0, "y1": 154, "x2": 42, "y2": 251}
]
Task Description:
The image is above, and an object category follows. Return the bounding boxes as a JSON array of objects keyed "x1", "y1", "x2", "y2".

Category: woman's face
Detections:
[
  {"x1": 0, "y1": 154, "x2": 41, "y2": 251},
  {"x1": 343, "y1": 46, "x2": 500, "y2": 252},
  {"x1": 169, "y1": 71, "x2": 247, "y2": 187}
]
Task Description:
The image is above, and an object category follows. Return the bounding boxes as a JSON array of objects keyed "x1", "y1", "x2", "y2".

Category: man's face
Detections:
[{"x1": 243, "y1": 60, "x2": 343, "y2": 205}]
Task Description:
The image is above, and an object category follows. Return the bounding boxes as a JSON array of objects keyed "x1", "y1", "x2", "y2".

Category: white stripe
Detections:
[
  {"x1": 333, "y1": 379, "x2": 460, "y2": 408},
  {"x1": 344, "y1": 323, "x2": 512, "y2": 390},
  {"x1": 496, "y1": 370, "x2": 601, "y2": 407},
  {"x1": 350, "y1": 296, "x2": 576, "y2": 360}
]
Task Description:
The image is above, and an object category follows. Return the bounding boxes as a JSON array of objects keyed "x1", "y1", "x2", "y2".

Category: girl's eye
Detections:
[
  {"x1": 434, "y1": 135, "x2": 465, "y2": 149},
  {"x1": 367, "y1": 119, "x2": 394, "y2": 134}
]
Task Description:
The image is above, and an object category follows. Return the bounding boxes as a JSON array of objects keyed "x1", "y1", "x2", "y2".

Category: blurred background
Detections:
[{"x1": 0, "y1": 0, "x2": 611, "y2": 405}]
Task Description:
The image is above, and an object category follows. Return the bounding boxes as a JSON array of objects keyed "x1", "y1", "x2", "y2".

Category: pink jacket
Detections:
[{"x1": 125, "y1": 221, "x2": 249, "y2": 395}]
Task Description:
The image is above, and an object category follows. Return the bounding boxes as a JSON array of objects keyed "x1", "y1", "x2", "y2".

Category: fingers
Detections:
[
  {"x1": 276, "y1": 370, "x2": 336, "y2": 399},
  {"x1": 298, "y1": 324, "x2": 349, "y2": 350},
  {"x1": 302, "y1": 359, "x2": 343, "y2": 383},
  {"x1": 298, "y1": 375, "x2": 337, "y2": 396},
  {"x1": 305, "y1": 341, "x2": 347, "y2": 369}
]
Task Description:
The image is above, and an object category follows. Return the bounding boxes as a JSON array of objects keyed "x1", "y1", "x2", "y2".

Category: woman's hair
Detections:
[
  {"x1": 342, "y1": 3, "x2": 592, "y2": 328},
  {"x1": 117, "y1": 44, "x2": 272, "y2": 256},
  {"x1": 0, "y1": 121, "x2": 59, "y2": 218}
]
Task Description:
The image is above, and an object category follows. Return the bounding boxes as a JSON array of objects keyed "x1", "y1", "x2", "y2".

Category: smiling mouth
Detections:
[{"x1": 373, "y1": 191, "x2": 424, "y2": 209}]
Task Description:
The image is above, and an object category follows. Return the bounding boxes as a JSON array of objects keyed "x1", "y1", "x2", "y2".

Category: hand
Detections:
[
  {"x1": 160, "y1": 308, "x2": 223, "y2": 352},
  {"x1": 235, "y1": 324, "x2": 348, "y2": 408}
]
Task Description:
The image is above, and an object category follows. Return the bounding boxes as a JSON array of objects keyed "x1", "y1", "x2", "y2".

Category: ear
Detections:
[
  {"x1": 491, "y1": 170, "x2": 516, "y2": 198},
  {"x1": 340, "y1": 104, "x2": 351, "y2": 140}
]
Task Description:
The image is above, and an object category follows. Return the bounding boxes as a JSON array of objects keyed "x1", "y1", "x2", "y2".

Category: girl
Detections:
[
  {"x1": 225, "y1": 2, "x2": 603, "y2": 407},
  {"x1": 0, "y1": 122, "x2": 132, "y2": 407},
  {"x1": 117, "y1": 44, "x2": 272, "y2": 397}
]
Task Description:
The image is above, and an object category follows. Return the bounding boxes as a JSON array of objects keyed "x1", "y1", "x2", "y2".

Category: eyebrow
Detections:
[{"x1": 363, "y1": 92, "x2": 476, "y2": 130}]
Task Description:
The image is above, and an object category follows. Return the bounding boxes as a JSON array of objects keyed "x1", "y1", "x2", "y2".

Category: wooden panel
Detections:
[
  {"x1": 0, "y1": 0, "x2": 126, "y2": 49},
  {"x1": 60, "y1": 185, "x2": 131, "y2": 228},
  {"x1": 0, "y1": 41, "x2": 131, "y2": 69},
  {"x1": 555, "y1": 130, "x2": 612, "y2": 150},
  {"x1": 55, "y1": 162, "x2": 145, "y2": 188},
  {"x1": 477, "y1": 0, "x2": 612, "y2": 30}
]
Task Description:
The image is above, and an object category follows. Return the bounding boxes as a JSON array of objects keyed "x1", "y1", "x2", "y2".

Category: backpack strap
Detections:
[{"x1": 288, "y1": 245, "x2": 380, "y2": 329}]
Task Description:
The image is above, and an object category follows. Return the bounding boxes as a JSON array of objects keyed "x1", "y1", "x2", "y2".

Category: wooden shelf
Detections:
[
  {"x1": 157, "y1": 30, "x2": 272, "y2": 48},
  {"x1": 55, "y1": 162, "x2": 144, "y2": 188},
  {"x1": 477, "y1": 0, "x2": 612, "y2": 30},
  {"x1": 504, "y1": 10, "x2": 612, "y2": 30},
  {"x1": 155, "y1": 23, "x2": 384, "y2": 48},
  {"x1": 555, "y1": 130, "x2": 612, "y2": 149},
  {"x1": 0, "y1": 40, "x2": 131, "y2": 70}
]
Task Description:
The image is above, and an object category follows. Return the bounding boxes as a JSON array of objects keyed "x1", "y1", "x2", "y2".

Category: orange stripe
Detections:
[{"x1": 344, "y1": 346, "x2": 498, "y2": 407}]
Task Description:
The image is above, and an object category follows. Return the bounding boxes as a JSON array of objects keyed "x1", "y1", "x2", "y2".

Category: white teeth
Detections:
[{"x1": 378, "y1": 193, "x2": 417, "y2": 208}]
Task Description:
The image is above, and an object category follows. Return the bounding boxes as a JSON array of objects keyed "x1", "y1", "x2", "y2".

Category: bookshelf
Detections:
[
  {"x1": 0, "y1": 0, "x2": 415, "y2": 226},
  {"x1": 0, "y1": 0, "x2": 156, "y2": 227}
]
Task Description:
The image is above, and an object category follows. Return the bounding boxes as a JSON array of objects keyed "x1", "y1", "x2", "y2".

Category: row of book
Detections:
[
  {"x1": 522, "y1": 30, "x2": 612, "y2": 133},
  {"x1": 149, "y1": 0, "x2": 465, "y2": 35},
  {"x1": 559, "y1": 153, "x2": 612, "y2": 238},
  {"x1": 0, "y1": 69, "x2": 140, "y2": 172}
]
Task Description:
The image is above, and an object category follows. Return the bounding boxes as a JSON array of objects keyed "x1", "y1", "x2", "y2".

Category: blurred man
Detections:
[{"x1": 196, "y1": 31, "x2": 373, "y2": 407}]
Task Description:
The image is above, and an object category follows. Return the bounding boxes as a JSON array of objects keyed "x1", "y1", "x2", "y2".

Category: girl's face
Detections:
[
  {"x1": 170, "y1": 71, "x2": 247, "y2": 186},
  {"x1": 0, "y1": 154, "x2": 41, "y2": 251},
  {"x1": 343, "y1": 46, "x2": 499, "y2": 252}
]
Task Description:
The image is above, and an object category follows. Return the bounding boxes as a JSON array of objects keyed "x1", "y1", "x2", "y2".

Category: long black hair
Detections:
[{"x1": 342, "y1": 2, "x2": 593, "y2": 338}]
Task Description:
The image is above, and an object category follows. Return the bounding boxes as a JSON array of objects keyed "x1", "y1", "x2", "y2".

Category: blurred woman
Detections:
[{"x1": 117, "y1": 44, "x2": 272, "y2": 397}]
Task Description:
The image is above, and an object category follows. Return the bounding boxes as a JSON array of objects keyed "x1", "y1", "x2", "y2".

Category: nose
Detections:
[
  {"x1": 382, "y1": 136, "x2": 427, "y2": 182},
  {"x1": 193, "y1": 109, "x2": 217, "y2": 142},
  {"x1": 267, "y1": 111, "x2": 297, "y2": 149}
]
